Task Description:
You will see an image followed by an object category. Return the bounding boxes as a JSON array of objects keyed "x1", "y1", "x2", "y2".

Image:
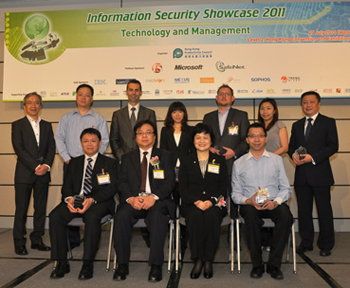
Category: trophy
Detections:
[
  {"x1": 295, "y1": 146, "x2": 307, "y2": 160},
  {"x1": 255, "y1": 187, "x2": 269, "y2": 205},
  {"x1": 73, "y1": 195, "x2": 85, "y2": 209}
]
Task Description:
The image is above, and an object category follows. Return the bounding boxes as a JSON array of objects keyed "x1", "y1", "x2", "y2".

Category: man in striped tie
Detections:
[{"x1": 49, "y1": 128, "x2": 118, "y2": 280}]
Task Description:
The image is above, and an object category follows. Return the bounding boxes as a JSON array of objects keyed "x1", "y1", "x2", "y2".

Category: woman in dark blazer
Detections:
[
  {"x1": 179, "y1": 123, "x2": 227, "y2": 279},
  {"x1": 160, "y1": 101, "x2": 194, "y2": 201}
]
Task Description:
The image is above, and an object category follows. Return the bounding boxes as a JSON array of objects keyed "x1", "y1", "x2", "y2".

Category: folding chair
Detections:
[
  {"x1": 236, "y1": 217, "x2": 297, "y2": 274},
  {"x1": 111, "y1": 218, "x2": 175, "y2": 272},
  {"x1": 175, "y1": 211, "x2": 235, "y2": 273},
  {"x1": 66, "y1": 213, "x2": 114, "y2": 271}
]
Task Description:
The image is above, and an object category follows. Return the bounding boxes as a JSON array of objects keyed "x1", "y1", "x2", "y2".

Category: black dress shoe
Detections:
[
  {"x1": 15, "y1": 245, "x2": 28, "y2": 255},
  {"x1": 31, "y1": 241, "x2": 51, "y2": 251},
  {"x1": 266, "y1": 265, "x2": 284, "y2": 280},
  {"x1": 148, "y1": 265, "x2": 162, "y2": 282},
  {"x1": 113, "y1": 264, "x2": 129, "y2": 281},
  {"x1": 190, "y1": 259, "x2": 203, "y2": 279},
  {"x1": 50, "y1": 261, "x2": 70, "y2": 279},
  {"x1": 297, "y1": 245, "x2": 313, "y2": 254},
  {"x1": 320, "y1": 249, "x2": 331, "y2": 257},
  {"x1": 203, "y1": 261, "x2": 213, "y2": 279},
  {"x1": 78, "y1": 262, "x2": 93, "y2": 280},
  {"x1": 250, "y1": 265, "x2": 264, "y2": 279}
]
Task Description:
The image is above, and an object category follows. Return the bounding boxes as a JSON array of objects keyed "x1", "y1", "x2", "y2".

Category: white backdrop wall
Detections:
[{"x1": 0, "y1": 0, "x2": 350, "y2": 231}]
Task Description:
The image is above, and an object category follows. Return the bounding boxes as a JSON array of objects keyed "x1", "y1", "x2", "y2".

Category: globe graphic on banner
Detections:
[{"x1": 24, "y1": 14, "x2": 49, "y2": 40}]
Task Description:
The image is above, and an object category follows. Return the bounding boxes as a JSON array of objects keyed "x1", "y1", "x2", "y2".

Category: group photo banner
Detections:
[{"x1": 3, "y1": 1, "x2": 350, "y2": 101}]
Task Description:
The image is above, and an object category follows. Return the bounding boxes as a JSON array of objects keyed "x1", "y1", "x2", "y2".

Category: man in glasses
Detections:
[{"x1": 113, "y1": 120, "x2": 175, "y2": 283}]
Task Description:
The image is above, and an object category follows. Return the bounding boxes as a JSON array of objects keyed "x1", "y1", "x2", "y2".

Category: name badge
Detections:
[
  {"x1": 228, "y1": 125, "x2": 239, "y2": 135},
  {"x1": 207, "y1": 164, "x2": 220, "y2": 174},
  {"x1": 153, "y1": 169, "x2": 165, "y2": 179},
  {"x1": 97, "y1": 171, "x2": 110, "y2": 185}
]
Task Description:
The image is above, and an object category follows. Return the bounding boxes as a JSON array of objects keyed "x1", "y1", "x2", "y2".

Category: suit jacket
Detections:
[
  {"x1": 12, "y1": 117, "x2": 55, "y2": 184},
  {"x1": 179, "y1": 152, "x2": 227, "y2": 208},
  {"x1": 61, "y1": 154, "x2": 118, "y2": 204},
  {"x1": 203, "y1": 108, "x2": 249, "y2": 175},
  {"x1": 159, "y1": 125, "x2": 194, "y2": 166},
  {"x1": 288, "y1": 113, "x2": 338, "y2": 186},
  {"x1": 110, "y1": 105, "x2": 157, "y2": 161},
  {"x1": 118, "y1": 148, "x2": 175, "y2": 205}
]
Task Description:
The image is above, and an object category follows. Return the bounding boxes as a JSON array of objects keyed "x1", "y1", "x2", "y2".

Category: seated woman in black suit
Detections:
[{"x1": 178, "y1": 123, "x2": 227, "y2": 279}]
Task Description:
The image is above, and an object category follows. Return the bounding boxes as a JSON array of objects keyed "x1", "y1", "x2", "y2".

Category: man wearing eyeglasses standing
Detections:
[
  {"x1": 203, "y1": 85, "x2": 249, "y2": 217},
  {"x1": 232, "y1": 123, "x2": 293, "y2": 280},
  {"x1": 113, "y1": 120, "x2": 175, "y2": 283}
]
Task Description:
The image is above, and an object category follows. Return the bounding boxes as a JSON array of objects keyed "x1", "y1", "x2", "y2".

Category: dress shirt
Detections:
[
  {"x1": 218, "y1": 108, "x2": 229, "y2": 136},
  {"x1": 26, "y1": 115, "x2": 41, "y2": 146},
  {"x1": 55, "y1": 109, "x2": 109, "y2": 162},
  {"x1": 128, "y1": 103, "x2": 140, "y2": 119},
  {"x1": 79, "y1": 153, "x2": 98, "y2": 195},
  {"x1": 231, "y1": 150, "x2": 291, "y2": 205}
]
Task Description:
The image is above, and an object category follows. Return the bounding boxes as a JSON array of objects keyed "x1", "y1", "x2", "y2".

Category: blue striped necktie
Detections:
[{"x1": 83, "y1": 157, "x2": 93, "y2": 196}]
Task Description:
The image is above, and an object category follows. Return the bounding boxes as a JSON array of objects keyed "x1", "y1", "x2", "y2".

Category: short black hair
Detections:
[
  {"x1": 247, "y1": 122, "x2": 267, "y2": 137},
  {"x1": 127, "y1": 79, "x2": 142, "y2": 91},
  {"x1": 217, "y1": 84, "x2": 234, "y2": 96},
  {"x1": 300, "y1": 90, "x2": 321, "y2": 104},
  {"x1": 192, "y1": 123, "x2": 215, "y2": 146},
  {"x1": 80, "y1": 128, "x2": 101, "y2": 141},
  {"x1": 76, "y1": 84, "x2": 94, "y2": 96},
  {"x1": 23, "y1": 92, "x2": 42, "y2": 107},
  {"x1": 133, "y1": 119, "x2": 156, "y2": 136}
]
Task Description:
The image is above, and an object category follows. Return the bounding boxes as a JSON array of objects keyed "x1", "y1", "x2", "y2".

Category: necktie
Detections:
[
  {"x1": 130, "y1": 107, "x2": 136, "y2": 129},
  {"x1": 140, "y1": 152, "x2": 148, "y2": 193},
  {"x1": 83, "y1": 158, "x2": 93, "y2": 195},
  {"x1": 305, "y1": 118, "x2": 313, "y2": 141}
]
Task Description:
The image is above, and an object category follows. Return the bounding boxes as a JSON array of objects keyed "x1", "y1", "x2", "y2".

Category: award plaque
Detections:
[
  {"x1": 295, "y1": 146, "x2": 307, "y2": 160},
  {"x1": 73, "y1": 195, "x2": 85, "y2": 209},
  {"x1": 255, "y1": 187, "x2": 269, "y2": 205}
]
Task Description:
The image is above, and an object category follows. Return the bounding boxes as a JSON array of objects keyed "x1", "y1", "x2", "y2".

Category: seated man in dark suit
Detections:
[
  {"x1": 113, "y1": 120, "x2": 175, "y2": 282},
  {"x1": 49, "y1": 128, "x2": 118, "y2": 280}
]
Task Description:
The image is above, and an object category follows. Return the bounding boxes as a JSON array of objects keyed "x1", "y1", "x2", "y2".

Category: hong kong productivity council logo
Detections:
[
  {"x1": 20, "y1": 14, "x2": 60, "y2": 62},
  {"x1": 173, "y1": 48, "x2": 183, "y2": 58}
]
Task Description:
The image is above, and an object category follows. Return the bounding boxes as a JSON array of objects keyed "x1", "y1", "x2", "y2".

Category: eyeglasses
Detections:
[
  {"x1": 247, "y1": 134, "x2": 266, "y2": 139},
  {"x1": 217, "y1": 92, "x2": 232, "y2": 97},
  {"x1": 136, "y1": 131, "x2": 154, "y2": 136}
]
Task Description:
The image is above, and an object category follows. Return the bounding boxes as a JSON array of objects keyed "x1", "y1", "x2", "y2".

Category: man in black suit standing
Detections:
[
  {"x1": 49, "y1": 128, "x2": 118, "y2": 280},
  {"x1": 12, "y1": 92, "x2": 55, "y2": 255},
  {"x1": 113, "y1": 120, "x2": 175, "y2": 282},
  {"x1": 110, "y1": 79, "x2": 157, "y2": 162},
  {"x1": 289, "y1": 91, "x2": 338, "y2": 257}
]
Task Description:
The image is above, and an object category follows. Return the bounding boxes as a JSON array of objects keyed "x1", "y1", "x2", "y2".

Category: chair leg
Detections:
[
  {"x1": 175, "y1": 218, "x2": 180, "y2": 272},
  {"x1": 106, "y1": 219, "x2": 114, "y2": 271},
  {"x1": 168, "y1": 221, "x2": 174, "y2": 272},
  {"x1": 230, "y1": 219, "x2": 234, "y2": 273},
  {"x1": 66, "y1": 232, "x2": 73, "y2": 260},
  {"x1": 236, "y1": 219, "x2": 241, "y2": 274},
  {"x1": 292, "y1": 223, "x2": 297, "y2": 274}
]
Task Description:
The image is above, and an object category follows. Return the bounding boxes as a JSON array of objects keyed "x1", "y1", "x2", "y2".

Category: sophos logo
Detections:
[
  {"x1": 251, "y1": 77, "x2": 271, "y2": 82},
  {"x1": 216, "y1": 61, "x2": 244, "y2": 72}
]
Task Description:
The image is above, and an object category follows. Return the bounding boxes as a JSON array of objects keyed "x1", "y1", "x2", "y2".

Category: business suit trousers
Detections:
[
  {"x1": 295, "y1": 184, "x2": 335, "y2": 251},
  {"x1": 114, "y1": 201, "x2": 169, "y2": 266},
  {"x1": 13, "y1": 181, "x2": 49, "y2": 247},
  {"x1": 49, "y1": 201, "x2": 111, "y2": 261},
  {"x1": 184, "y1": 206, "x2": 224, "y2": 262},
  {"x1": 240, "y1": 204, "x2": 293, "y2": 268}
]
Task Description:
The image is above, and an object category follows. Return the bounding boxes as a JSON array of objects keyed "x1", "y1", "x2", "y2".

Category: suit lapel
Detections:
[
  {"x1": 212, "y1": 112, "x2": 221, "y2": 136},
  {"x1": 77, "y1": 156, "x2": 85, "y2": 189},
  {"x1": 122, "y1": 106, "x2": 133, "y2": 132},
  {"x1": 223, "y1": 108, "x2": 235, "y2": 136}
]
